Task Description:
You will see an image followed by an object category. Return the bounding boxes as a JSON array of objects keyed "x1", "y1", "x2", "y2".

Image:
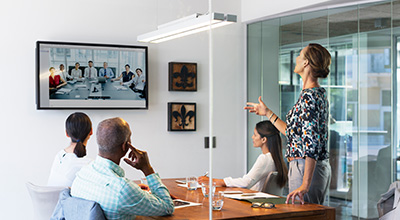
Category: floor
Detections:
[{"x1": 327, "y1": 197, "x2": 378, "y2": 220}]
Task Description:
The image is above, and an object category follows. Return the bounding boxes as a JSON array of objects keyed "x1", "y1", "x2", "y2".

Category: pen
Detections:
[{"x1": 203, "y1": 171, "x2": 209, "y2": 177}]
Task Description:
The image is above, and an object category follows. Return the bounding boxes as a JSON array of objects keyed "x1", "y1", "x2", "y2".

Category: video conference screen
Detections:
[{"x1": 36, "y1": 41, "x2": 148, "y2": 109}]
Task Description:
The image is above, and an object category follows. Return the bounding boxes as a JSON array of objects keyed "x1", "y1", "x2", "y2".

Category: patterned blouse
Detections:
[{"x1": 284, "y1": 87, "x2": 329, "y2": 161}]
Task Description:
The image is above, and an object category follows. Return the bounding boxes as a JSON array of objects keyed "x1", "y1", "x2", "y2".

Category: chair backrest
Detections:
[
  {"x1": 261, "y1": 171, "x2": 284, "y2": 196},
  {"x1": 51, "y1": 188, "x2": 106, "y2": 220},
  {"x1": 26, "y1": 182, "x2": 66, "y2": 220}
]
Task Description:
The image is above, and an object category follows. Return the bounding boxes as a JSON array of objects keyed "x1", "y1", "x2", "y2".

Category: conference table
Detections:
[
  {"x1": 50, "y1": 78, "x2": 142, "y2": 100},
  {"x1": 136, "y1": 179, "x2": 335, "y2": 220}
]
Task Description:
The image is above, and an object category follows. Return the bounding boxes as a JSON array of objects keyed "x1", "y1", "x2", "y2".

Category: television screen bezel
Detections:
[{"x1": 36, "y1": 41, "x2": 148, "y2": 110}]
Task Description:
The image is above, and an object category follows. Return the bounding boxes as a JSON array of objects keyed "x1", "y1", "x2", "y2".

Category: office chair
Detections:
[
  {"x1": 26, "y1": 182, "x2": 66, "y2": 220},
  {"x1": 261, "y1": 171, "x2": 284, "y2": 196}
]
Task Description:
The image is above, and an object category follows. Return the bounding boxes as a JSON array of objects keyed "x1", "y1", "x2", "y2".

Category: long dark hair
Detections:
[
  {"x1": 256, "y1": 120, "x2": 288, "y2": 188},
  {"x1": 65, "y1": 112, "x2": 92, "y2": 158}
]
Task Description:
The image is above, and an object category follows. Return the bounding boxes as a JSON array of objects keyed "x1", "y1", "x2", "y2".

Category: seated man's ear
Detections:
[{"x1": 121, "y1": 141, "x2": 129, "y2": 153}]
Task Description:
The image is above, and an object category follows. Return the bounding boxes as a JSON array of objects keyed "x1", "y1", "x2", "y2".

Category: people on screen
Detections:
[
  {"x1": 49, "y1": 67, "x2": 67, "y2": 90},
  {"x1": 198, "y1": 121, "x2": 287, "y2": 192},
  {"x1": 84, "y1": 60, "x2": 98, "y2": 78},
  {"x1": 132, "y1": 68, "x2": 146, "y2": 91},
  {"x1": 47, "y1": 112, "x2": 93, "y2": 187},
  {"x1": 58, "y1": 64, "x2": 72, "y2": 81},
  {"x1": 99, "y1": 62, "x2": 114, "y2": 78},
  {"x1": 112, "y1": 64, "x2": 135, "y2": 84},
  {"x1": 245, "y1": 43, "x2": 332, "y2": 205},
  {"x1": 71, "y1": 117, "x2": 174, "y2": 219},
  {"x1": 71, "y1": 62, "x2": 82, "y2": 79}
]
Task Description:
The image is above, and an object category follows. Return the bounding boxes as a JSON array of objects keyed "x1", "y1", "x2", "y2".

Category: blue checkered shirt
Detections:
[{"x1": 71, "y1": 156, "x2": 174, "y2": 220}]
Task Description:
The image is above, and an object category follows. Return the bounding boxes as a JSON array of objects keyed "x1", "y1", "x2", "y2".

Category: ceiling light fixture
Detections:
[{"x1": 137, "y1": 12, "x2": 237, "y2": 43}]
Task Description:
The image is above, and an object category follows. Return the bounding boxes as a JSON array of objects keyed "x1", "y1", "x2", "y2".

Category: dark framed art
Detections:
[
  {"x1": 168, "y1": 62, "x2": 197, "y2": 91},
  {"x1": 168, "y1": 102, "x2": 196, "y2": 131}
]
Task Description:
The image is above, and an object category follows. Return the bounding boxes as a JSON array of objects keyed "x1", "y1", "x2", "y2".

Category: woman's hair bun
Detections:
[{"x1": 304, "y1": 43, "x2": 331, "y2": 79}]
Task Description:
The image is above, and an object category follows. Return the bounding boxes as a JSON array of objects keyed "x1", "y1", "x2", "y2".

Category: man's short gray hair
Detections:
[{"x1": 97, "y1": 117, "x2": 131, "y2": 154}]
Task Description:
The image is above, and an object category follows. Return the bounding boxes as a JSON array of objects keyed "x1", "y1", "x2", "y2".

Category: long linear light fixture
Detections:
[{"x1": 137, "y1": 12, "x2": 237, "y2": 43}]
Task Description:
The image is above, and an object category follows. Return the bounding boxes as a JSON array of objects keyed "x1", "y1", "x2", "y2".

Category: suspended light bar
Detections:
[{"x1": 137, "y1": 12, "x2": 237, "y2": 43}]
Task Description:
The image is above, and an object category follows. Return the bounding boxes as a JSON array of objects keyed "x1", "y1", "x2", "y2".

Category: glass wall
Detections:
[{"x1": 247, "y1": 0, "x2": 398, "y2": 219}]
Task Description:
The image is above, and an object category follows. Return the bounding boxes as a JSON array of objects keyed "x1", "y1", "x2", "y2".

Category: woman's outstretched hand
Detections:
[{"x1": 244, "y1": 96, "x2": 270, "y2": 116}]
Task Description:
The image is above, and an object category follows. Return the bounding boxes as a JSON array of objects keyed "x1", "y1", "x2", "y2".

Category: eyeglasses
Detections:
[{"x1": 251, "y1": 202, "x2": 275, "y2": 209}]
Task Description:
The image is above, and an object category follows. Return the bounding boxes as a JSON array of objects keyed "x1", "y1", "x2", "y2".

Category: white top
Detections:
[
  {"x1": 71, "y1": 69, "x2": 82, "y2": 78},
  {"x1": 134, "y1": 73, "x2": 146, "y2": 90},
  {"x1": 224, "y1": 152, "x2": 276, "y2": 191},
  {"x1": 84, "y1": 67, "x2": 98, "y2": 78},
  {"x1": 47, "y1": 150, "x2": 92, "y2": 187},
  {"x1": 57, "y1": 70, "x2": 72, "y2": 81}
]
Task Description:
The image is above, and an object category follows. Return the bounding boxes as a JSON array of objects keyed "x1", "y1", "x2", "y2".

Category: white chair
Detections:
[
  {"x1": 26, "y1": 182, "x2": 67, "y2": 220},
  {"x1": 261, "y1": 171, "x2": 284, "y2": 196}
]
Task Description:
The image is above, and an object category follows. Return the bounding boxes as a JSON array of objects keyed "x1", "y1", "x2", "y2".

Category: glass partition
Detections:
[{"x1": 247, "y1": 0, "x2": 398, "y2": 219}]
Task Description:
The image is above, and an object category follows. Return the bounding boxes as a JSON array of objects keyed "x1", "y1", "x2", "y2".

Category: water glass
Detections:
[
  {"x1": 212, "y1": 191, "x2": 224, "y2": 211},
  {"x1": 140, "y1": 177, "x2": 148, "y2": 185},
  {"x1": 186, "y1": 176, "x2": 198, "y2": 190},
  {"x1": 201, "y1": 182, "x2": 216, "y2": 197}
]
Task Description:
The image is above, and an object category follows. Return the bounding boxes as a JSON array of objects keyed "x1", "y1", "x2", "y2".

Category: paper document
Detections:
[
  {"x1": 114, "y1": 85, "x2": 128, "y2": 90},
  {"x1": 223, "y1": 192, "x2": 279, "y2": 200},
  {"x1": 55, "y1": 88, "x2": 72, "y2": 94},
  {"x1": 177, "y1": 183, "x2": 201, "y2": 189}
]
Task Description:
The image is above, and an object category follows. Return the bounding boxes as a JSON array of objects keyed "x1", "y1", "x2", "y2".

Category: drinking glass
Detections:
[
  {"x1": 212, "y1": 191, "x2": 224, "y2": 211},
  {"x1": 201, "y1": 182, "x2": 216, "y2": 197},
  {"x1": 140, "y1": 177, "x2": 148, "y2": 185},
  {"x1": 186, "y1": 176, "x2": 198, "y2": 190}
]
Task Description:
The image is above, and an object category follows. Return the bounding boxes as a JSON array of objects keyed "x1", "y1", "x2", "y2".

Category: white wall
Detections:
[{"x1": 0, "y1": 0, "x2": 244, "y2": 219}]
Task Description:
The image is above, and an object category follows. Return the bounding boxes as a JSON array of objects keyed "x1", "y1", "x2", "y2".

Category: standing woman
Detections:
[
  {"x1": 245, "y1": 43, "x2": 331, "y2": 205},
  {"x1": 47, "y1": 112, "x2": 93, "y2": 187}
]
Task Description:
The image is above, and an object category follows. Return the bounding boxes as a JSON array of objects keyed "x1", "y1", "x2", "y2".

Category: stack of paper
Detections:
[
  {"x1": 55, "y1": 88, "x2": 72, "y2": 95},
  {"x1": 223, "y1": 192, "x2": 279, "y2": 200},
  {"x1": 114, "y1": 85, "x2": 128, "y2": 91}
]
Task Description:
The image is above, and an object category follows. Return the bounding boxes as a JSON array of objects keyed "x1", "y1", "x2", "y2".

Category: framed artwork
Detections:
[
  {"x1": 169, "y1": 62, "x2": 197, "y2": 91},
  {"x1": 168, "y1": 102, "x2": 196, "y2": 131}
]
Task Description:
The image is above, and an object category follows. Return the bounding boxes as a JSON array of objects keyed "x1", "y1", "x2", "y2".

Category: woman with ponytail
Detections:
[
  {"x1": 47, "y1": 112, "x2": 93, "y2": 187},
  {"x1": 198, "y1": 121, "x2": 287, "y2": 192}
]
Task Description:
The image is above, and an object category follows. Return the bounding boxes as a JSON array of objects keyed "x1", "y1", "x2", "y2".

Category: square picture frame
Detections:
[
  {"x1": 168, "y1": 62, "x2": 197, "y2": 91},
  {"x1": 168, "y1": 102, "x2": 196, "y2": 131}
]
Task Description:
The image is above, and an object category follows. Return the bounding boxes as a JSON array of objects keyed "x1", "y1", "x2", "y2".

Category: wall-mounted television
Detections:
[{"x1": 36, "y1": 41, "x2": 148, "y2": 109}]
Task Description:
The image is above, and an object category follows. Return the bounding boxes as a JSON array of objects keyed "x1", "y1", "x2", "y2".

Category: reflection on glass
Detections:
[{"x1": 247, "y1": 1, "x2": 398, "y2": 219}]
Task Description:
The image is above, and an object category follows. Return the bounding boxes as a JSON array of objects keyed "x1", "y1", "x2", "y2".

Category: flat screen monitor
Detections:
[{"x1": 36, "y1": 41, "x2": 148, "y2": 109}]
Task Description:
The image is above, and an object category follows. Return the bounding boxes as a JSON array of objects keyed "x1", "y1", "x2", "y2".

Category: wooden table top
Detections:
[{"x1": 136, "y1": 178, "x2": 335, "y2": 220}]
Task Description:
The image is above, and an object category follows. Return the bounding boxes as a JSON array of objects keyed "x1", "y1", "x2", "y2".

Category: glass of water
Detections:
[
  {"x1": 212, "y1": 191, "x2": 224, "y2": 211},
  {"x1": 201, "y1": 182, "x2": 216, "y2": 197},
  {"x1": 140, "y1": 177, "x2": 148, "y2": 185},
  {"x1": 186, "y1": 176, "x2": 198, "y2": 190}
]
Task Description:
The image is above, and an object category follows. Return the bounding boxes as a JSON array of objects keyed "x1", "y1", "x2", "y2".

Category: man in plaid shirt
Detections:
[{"x1": 71, "y1": 117, "x2": 174, "y2": 220}]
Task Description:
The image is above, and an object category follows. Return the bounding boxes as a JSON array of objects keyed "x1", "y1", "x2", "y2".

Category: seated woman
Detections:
[
  {"x1": 49, "y1": 67, "x2": 67, "y2": 90},
  {"x1": 111, "y1": 64, "x2": 135, "y2": 85},
  {"x1": 132, "y1": 68, "x2": 146, "y2": 91},
  {"x1": 47, "y1": 112, "x2": 93, "y2": 187},
  {"x1": 198, "y1": 121, "x2": 288, "y2": 191}
]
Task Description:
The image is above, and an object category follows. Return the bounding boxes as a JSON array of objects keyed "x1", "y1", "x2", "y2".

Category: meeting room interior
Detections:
[{"x1": 3, "y1": 0, "x2": 400, "y2": 219}]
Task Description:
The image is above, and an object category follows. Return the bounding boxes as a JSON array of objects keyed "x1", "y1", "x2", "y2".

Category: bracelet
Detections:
[
  {"x1": 273, "y1": 115, "x2": 279, "y2": 125},
  {"x1": 269, "y1": 113, "x2": 275, "y2": 120}
]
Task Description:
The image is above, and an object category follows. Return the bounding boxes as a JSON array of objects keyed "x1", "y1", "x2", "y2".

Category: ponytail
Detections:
[
  {"x1": 66, "y1": 113, "x2": 92, "y2": 158},
  {"x1": 73, "y1": 139, "x2": 87, "y2": 158}
]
